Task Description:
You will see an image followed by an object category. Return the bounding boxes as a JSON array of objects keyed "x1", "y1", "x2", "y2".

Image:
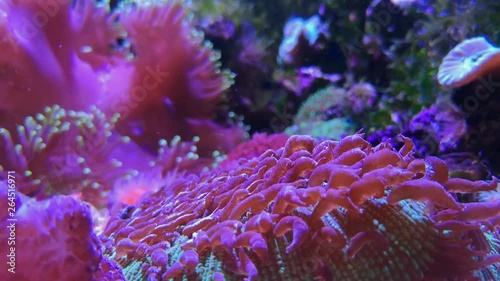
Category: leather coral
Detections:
[{"x1": 100, "y1": 133, "x2": 500, "y2": 281}]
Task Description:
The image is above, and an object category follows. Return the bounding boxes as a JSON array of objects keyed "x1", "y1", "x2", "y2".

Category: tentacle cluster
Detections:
[
  {"x1": 0, "y1": 105, "x2": 133, "y2": 206},
  {"x1": 101, "y1": 134, "x2": 500, "y2": 281}
]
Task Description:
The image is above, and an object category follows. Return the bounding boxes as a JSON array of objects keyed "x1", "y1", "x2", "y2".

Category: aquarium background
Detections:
[{"x1": 0, "y1": 0, "x2": 499, "y2": 280}]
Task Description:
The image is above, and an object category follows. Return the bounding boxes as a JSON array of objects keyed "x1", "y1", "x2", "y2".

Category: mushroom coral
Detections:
[
  {"x1": 0, "y1": 182, "x2": 104, "y2": 281},
  {"x1": 100, "y1": 134, "x2": 500, "y2": 280},
  {"x1": 277, "y1": 15, "x2": 330, "y2": 66},
  {"x1": 437, "y1": 37, "x2": 500, "y2": 88},
  {"x1": 437, "y1": 36, "x2": 500, "y2": 174}
]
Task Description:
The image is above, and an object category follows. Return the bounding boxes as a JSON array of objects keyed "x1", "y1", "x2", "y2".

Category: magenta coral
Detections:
[
  {"x1": 0, "y1": 182, "x2": 102, "y2": 281},
  {"x1": 100, "y1": 133, "x2": 500, "y2": 280},
  {"x1": 0, "y1": 0, "x2": 244, "y2": 160},
  {"x1": 0, "y1": 105, "x2": 136, "y2": 207},
  {"x1": 114, "y1": 0, "x2": 244, "y2": 156},
  {"x1": 0, "y1": 0, "x2": 114, "y2": 129},
  {"x1": 220, "y1": 133, "x2": 290, "y2": 167}
]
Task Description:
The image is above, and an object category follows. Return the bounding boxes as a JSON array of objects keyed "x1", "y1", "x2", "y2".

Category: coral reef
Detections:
[
  {"x1": 99, "y1": 134, "x2": 500, "y2": 280},
  {"x1": 0, "y1": 0, "x2": 499, "y2": 280}
]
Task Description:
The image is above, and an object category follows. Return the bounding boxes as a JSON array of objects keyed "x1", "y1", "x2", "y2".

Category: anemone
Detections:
[{"x1": 0, "y1": 105, "x2": 133, "y2": 207}]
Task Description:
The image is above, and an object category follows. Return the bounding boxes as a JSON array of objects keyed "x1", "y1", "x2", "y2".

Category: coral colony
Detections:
[{"x1": 1, "y1": 0, "x2": 500, "y2": 281}]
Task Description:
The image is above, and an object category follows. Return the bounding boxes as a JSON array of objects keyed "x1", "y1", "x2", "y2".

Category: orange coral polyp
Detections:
[
  {"x1": 423, "y1": 156, "x2": 450, "y2": 184},
  {"x1": 101, "y1": 134, "x2": 500, "y2": 280},
  {"x1": 360, "y1": 148, "x2": 403, "y2": 174},
  {"x1": 346, "y1": 230, "x2": 389, "y2": 259},
  {"x1": 387, "y1": 178, "x2": 463, "y2": 211},
  {"x1": 445, "y1": 177, "x2": 499, "y2": 193},
  {"x1": 348, "y1": 175, "x2": 386, "y2": 205}
]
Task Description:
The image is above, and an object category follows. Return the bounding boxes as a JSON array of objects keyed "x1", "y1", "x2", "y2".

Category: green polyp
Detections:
[
  {"x1": 17, "y1": 125, "x2": 26, "y2": 136},
  {"x1": 60, "y1": 122, "x2": 71, "y2": 131},
  {"x1": 186, "y1": 152, "x2": 199, "y2": 160},
  {"x1": 25, "y1": 116, "x2": 36, "y2": 127},
  {"x1": 33, "y1": 137, "x2": 44, "y2": 151},
  {"x1": 35, "y1": 113, "x2": 44, "y2": 121},
  {"x1": 14, "y1": 144, "x2": 22, "y2": 155},
  {"x1": 172, "y1": 135, "x2": 181, "y2": 145},
  {"x1": 158, "y1": 139, "x2": 168, "y2": 146},
  {"x1": 0, "y1": 128, "x2": 12, "y2": 145},
  {"x1": 212, "y1": 150, "x2": 221, "y2": 157}
]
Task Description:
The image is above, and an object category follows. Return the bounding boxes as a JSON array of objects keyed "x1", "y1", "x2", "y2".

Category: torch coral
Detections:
[
  {"x1": 293, "y1": 86, "x2": 349, "y2": 124},
  {"x1": 0, "y1": 182, "x2": 102, "y2": 281},
  {"x1": 100, "y1": 134, "x2": 500, "y2": 280},
  {"x1": 294, "y1": 83, "x2": 377, "y2": 125}
]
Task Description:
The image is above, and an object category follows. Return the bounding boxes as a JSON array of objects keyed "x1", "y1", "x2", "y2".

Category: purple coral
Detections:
[{"x1": 0, "y1": 182, "x2": 101, "y2": 281}]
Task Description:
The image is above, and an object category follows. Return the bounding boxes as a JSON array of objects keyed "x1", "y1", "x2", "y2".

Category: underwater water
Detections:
[{"x1": 0, "y1": 0, "x2": 499, "y2": 280}]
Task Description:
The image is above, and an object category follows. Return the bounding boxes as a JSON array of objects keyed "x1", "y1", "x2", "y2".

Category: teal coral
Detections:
[
  {"x1": 293, "y1": 86, "x2": 349, "y2": 124},
  {"x1": 285, "y1": 118, "x2": 357, "y2": 140}
]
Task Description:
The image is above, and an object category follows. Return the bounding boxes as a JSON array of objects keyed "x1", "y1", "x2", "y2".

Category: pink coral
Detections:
[
  {"x1": 0, "y1": 105, "x2": 137, "y2": 208},
  {"x1": 100, "y1": 134, "x2": 500, "y2": 280},
  {"x1": 0, "y1": 0, "x2": 113, "y2": 130},
  {"x1": 0, "y1": 182, "x2": 102, "y2": 281},
  {"x1": 0, "y1": 0, "x2": 244, "y2": 160},
  {"x1": 221, "y1": 133, "x2": 290, "y2": 166},
  {"x1": 113, "y1": 0, "x2": 244, "y2": 156}
]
